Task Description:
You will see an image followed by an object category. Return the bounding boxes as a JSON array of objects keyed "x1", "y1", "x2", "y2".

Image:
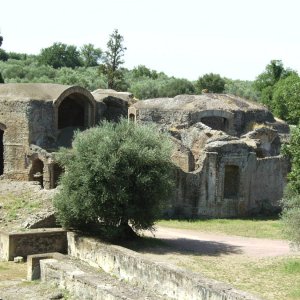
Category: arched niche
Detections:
[
  {"x1": 53, "y1": 87, "x2": 96, "y2": 147},
  {"x1": 29, "y1": 158, "x2": 44, "y2": 188},
  {"x1": 128, "y1": 106, "x2": 138, "y2": 123}
]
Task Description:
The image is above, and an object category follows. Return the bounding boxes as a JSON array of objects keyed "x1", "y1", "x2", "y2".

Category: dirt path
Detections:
[{"x1": 145, "y1": 226, "x2": 299, "y2": 258}]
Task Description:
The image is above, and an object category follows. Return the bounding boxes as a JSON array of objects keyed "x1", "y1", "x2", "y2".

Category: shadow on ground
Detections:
[{"x1": 119, "y1": 236, "x2": 243, "y2": 257}]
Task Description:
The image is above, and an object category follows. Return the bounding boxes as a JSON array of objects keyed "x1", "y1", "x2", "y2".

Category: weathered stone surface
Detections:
[
  {"x1": 131, "y1": 94, "x2": 290, "y2": 217},
  {"x1": 66, "y1": 232, "x2": 261, "y2": 300},
  {"x1": 40, "y1": 255, "x2": 167, "y2": 300},
  {"x1": 0, "y1": 228, "x2": 67, "y2": 261},
  {"x1": 0, "y1": 83, "x2": 130, "y2": 189}
]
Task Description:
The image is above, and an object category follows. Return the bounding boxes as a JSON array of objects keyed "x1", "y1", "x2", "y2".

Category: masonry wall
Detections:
[
  {"x1": 0, "y1": 229, "x2": 67, "y2": 261},
  {"x1": 0, "y1": 101, "x2": 30, "y2": 179},
  {"x1": 249, "y1": 156, "x2": 289, "y2": 210},
  {"x1": 27, "y1": 100, "x2": 55, "y2": 148},
  {"x1": 67, "y1": 232, "x2": 260, "y2": 300}
]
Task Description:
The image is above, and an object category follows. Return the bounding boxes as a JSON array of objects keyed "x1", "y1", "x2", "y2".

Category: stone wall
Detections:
[
  {"x1": 0, "y1": 229, "x2": 67, "y2": 261},
  {"x1": 249, "y1": 156, "x2": 289, "y2": 211},
  {"x1": 0, "y1": 101, "x2": 30, "y2": 179},
  {"x1": 67, "y1": 232, "x2": 260, "y2": 300},
  {"x1": 27, "y1": 100, "x2": 55, "y2": 148}
]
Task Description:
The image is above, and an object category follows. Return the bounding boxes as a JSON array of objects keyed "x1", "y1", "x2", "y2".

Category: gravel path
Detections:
[{"x1": 145, "y1": 226, "x2": 299, "y2": 258}]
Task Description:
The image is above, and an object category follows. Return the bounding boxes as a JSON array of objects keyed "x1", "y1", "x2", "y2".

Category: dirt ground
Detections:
[{"x1": 144, "y1": 226, "x2": 298, "y2": 258}]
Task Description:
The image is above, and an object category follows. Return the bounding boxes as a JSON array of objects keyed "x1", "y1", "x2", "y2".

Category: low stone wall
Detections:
[
  {"x1": 0, "y1": 228, "x2": 67, "y2": 261},
  {"x1": 40, "y1": 256, "x2": 164, "y2": 300},
  {"x1": 67, "y1": 232, "x2": 260, "y2": 300}
]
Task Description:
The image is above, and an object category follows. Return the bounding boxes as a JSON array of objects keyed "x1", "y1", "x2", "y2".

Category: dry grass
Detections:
[
  {"x1": 0, "y1": 261, "x2": 27, "y2": 281},
  {"x1": 157, "y1": 218, "x2": 285, "y2": 239}
]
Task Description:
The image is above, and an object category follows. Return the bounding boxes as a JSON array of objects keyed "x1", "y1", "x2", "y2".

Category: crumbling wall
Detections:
[
  {"x1": 249, "y1": 156, "x2": 289, "y2": 212},
  {"x1": 0, "y1": 101, "x2": 30, "y2": 179},
  {"x1": 27, "y1": 100, "x2": 56, "y2": 149}
]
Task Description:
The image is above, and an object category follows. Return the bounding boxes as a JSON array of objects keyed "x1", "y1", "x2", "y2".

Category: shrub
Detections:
[{"x1": 54, "y1": 119, "x2": 175, "y2": 238}]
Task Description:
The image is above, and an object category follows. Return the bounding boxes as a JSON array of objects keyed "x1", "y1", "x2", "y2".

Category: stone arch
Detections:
[
  {"x1": 53, "y1": 86, "x2": 96, "y2": 147},
  {"x1": 29, "y1": 158, "x2": 44, "y2": 188},
  {"x1": 193, "y1": 110, "x2": 235, "y2": 134},
  {"x1": 0, "y1": 123, "x2": 6, "y2": 176}
]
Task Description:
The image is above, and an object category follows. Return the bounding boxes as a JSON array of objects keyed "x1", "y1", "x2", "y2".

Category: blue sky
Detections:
[{"x1": 1, "y1": 0, "x2": 300, "y2": 81}]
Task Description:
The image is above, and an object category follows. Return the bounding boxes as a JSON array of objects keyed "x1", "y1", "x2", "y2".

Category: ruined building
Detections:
[
  {"x1": 129, "y1": 94, "x2": 290, "y2": 217},
  {"x1": 0, "y1": 84, "x2": 290, "y2": 217},
  {"x1": 0, "y1": 83, "x2": 130, "y2": 189}
]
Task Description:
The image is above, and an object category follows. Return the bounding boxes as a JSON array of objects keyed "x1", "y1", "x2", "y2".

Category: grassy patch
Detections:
[
  {"x1": 0, "y1": 261, "x2": 27, "y2": 280},
  {"x1": 173, "y1": 255, "x2": 300, "y2": 300},
  {"x1": 283, "y1": 258, "x2": 300, "y2": 274},
  {"x1": 157, "y1": 218, "x2": 284, "y2": 239},
  {"x1": 0, "y1": 191, "x2": 42, "y2": 221}
]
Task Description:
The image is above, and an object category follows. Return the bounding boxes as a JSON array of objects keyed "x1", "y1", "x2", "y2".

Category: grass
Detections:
[
  {"x1": 0, "y1": 191, "x2": 42, "y2": 221},
  {"x1": 157, "y1": 218, "x2": 285, "y2": 239},
  {"x1": 0, "y1": 261, "x2": 27, "y2": 281},
  {"x1": 174, "y1": 255, "x2": 300, "y2": 300}
]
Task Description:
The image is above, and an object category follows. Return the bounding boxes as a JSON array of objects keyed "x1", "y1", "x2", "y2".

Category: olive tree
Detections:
[{"x1": 54, "y1": 119, "x2": 175, "y2": 238}]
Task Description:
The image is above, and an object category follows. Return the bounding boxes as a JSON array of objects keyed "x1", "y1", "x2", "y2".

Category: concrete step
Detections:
[{"x1": 40, "y1": 255, "x2": 170, "y2": 300}]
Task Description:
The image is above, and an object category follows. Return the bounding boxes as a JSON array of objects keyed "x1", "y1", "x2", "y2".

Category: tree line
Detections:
[{"x1": 1, "y1": 30, "x2": 300, "y2": 125}]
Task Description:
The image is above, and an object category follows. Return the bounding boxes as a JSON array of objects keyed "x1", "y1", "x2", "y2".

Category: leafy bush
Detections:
[
  {"x1": 195, "y1": 73, "x2": 225, "y2": 93},
  {"x1": 54, "y1": 119, "x2": 175, "y2": 238},
  {"x1": 281, "y1": 124, "x2": 300, "y2": 246}
]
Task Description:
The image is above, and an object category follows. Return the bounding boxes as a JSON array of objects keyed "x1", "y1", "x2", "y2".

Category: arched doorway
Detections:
[
  {"x1": 29, "y1": 159, "x2": 44, "y2": 188},
  {"x1": 0, "y1": 129, "x2": 3, "y2": 175},
  {"x1": 58, "y1": 97, "x2": 85, "y2": 129},
  {"x1": 56, "y1": 93, "x2": 94, "y2": 147}
]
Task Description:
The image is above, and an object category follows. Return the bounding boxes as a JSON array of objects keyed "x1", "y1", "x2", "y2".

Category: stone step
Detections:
[{"x1": 40, "y1": 255, "x2": 170, "y2": 300}]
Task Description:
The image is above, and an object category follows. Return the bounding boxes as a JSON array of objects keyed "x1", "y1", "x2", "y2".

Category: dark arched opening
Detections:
[
  {"x1": 52, "y1": 163, "x2": 64, "y2": 188},
  {"x1": 0, "y1": 129, "x2": 3, "y2": 175},
  {"x1": 29, "y1": 159, "x2": 44, "y2": 188},
  {"x1": 57, "y1": 94, "x2": 93, "y2": 147},
  {"x1": 201, "y1": 117, "x2": 228, "y2": 132},
  {"x1": 129, "y1": 113, "x2": 135, "y2": 122},
  {"x1": 224, "y1": 165, "x2": 239, "y2": 199},
  {"x1": 58, "y1": 97, "x2": 85, "y2": 129}
]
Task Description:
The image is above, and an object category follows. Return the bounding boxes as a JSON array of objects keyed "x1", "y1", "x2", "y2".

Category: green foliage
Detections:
[
  {"x1": 224, "y1": 79, "x2": 259, "y2": 101},
  {"x1": 281, "y1": 186, "x2": 300, "y2": 246},
  {"x1": 39, "y1": 42, "x2": 83, "y2": 69},
  {"x1": 282, "y1": 125, "x2": 300, "y2": 193},
  {"x1": 129, "y1": 76, "x2": 195, "y2": 99},
  {"x1": 80, "y1": 43, "x2": 102, "y2": 67},
  {"x1": 281, "y1": 124, "x2": 300, "y2": 246},
  {"x1": 0, "y1": 35, "x2": 2, "y2": 47},
  {"x1": 254, "y1": 60, "x2": 298, "y2": 118},
  {"x1": 195, "y1": 73, "x2": 225, "y2": 93},
  {"x1": 54, "y1": 119, "x2": 175, "y2": 237},
  {"x1": 0, "y1": 72, "x2": 4, "y2": 83},
  {"x1": 99, "y1": 29, "x2": 126, "y2": 90},
  {"x1": 254, "y1": 60, "x2": 294, "y2": 92},
  {"x1": 0, "y1": 49, "x2": 9, "y2": 61},
  {"x1": 131, "y1": 65, "x2": 158, "y2": 80},
  {"x1": 0, "y1": 58, "x2": 107, "y2": 90},
  {"x1": 272, "y1": 74, "x2": 300, "y2": 124}
]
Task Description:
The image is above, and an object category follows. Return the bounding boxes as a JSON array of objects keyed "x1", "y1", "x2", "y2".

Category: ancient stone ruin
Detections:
[
  {"x1": 0, "y1": 83, "x2": 131, "y2": 189},
  {"x1": 0, "y1": 84, "x2": 290, "y2": 218},
  {"x1": 129, "y1": 94, "x2": 290, "y2": 217}
]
